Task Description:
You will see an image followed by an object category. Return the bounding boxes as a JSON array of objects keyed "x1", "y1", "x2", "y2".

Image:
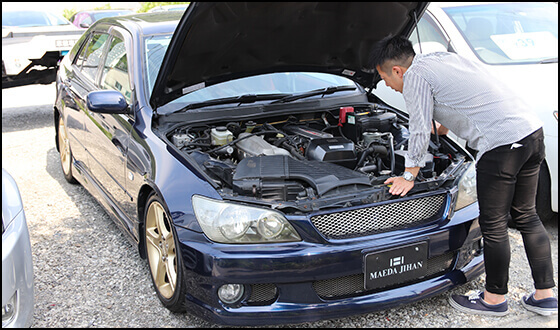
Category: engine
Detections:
[{"x1": 167, "y1": 104, "x2": 453, "y2": 202}]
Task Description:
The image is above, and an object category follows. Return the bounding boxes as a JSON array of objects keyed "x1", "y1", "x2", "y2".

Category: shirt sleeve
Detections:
[{"x1": 402, "y1": 70, "x2": 434, "y2": 168}]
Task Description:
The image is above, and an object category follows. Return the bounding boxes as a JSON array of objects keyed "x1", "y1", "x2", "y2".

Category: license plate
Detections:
[
  {"x1": 55, "y1": 39, "x2": 76, "y2": 48},
  {"x1": 363, "y1": 241, "x2": 428, "y2": 290}
]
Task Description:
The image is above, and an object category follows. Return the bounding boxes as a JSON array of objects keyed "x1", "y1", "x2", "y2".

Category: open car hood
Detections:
[{"x1": 150, "y1": 2, "x2": 428, "y2": 110}]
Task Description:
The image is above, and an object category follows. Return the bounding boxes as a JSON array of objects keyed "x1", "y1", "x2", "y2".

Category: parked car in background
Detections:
[
  {"x1": 69, "y1": 9, "x2": 134, "y2": 29},
  {"x1": 147, "y1": 4, "x2": 189, "y2": 13},
  {"x1": 54, "y1": 3, "x2": 484, "y2": 325},
  {"x1": 2, "y1": 169, "x2": 34, "y2": 328},
  {"x1": 2, "y1": 10, "x2": 84, "y2": 89},
  {"x1": 373, "y1": 2, "x2": 558, "y2": 222}
]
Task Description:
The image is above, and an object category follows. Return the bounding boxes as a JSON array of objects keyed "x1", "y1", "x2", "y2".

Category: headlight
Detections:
[
  {"x1": 192, "y1": 195, "x2": 301, "y2": 244},
  {"x1": 455, "y1": 162, "x2": 477, "y2": 210}
]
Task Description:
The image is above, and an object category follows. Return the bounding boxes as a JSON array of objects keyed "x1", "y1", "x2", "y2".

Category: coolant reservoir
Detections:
[{"x1": 211, "y1": 126, "x2": 233, "y2": 146}]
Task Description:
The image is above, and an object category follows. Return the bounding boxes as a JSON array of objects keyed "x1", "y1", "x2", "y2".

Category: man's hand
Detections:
[
  {"x1": 384, "y1": 176, "x2": 415, "y2": 196},
  {"x1": 385, "y1": 166, "x2": 420, "y2": 196}
]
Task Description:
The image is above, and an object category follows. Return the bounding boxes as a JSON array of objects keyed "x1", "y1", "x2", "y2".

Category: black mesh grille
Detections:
[
  {"x1": 247, "y1": 283, "x2": 278, "y2": 305},
  {"x1": 313, "y1": 251, "x2": 456, "y2": 299},
  {"x1": 311, "y1": 194, "x2": 446, "y2": 239}
]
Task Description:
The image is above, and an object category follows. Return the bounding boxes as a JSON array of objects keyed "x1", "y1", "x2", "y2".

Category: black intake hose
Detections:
[{"x1": 355, "y1": 145, "x2": 388, "y2": 169}]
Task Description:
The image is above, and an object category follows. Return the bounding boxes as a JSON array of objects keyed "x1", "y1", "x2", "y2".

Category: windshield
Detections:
[
  {"x1": 144, "y1": 34, "x2": 359, "y2": 111},
  {"x1": 443, "y1": 2, "x2": 558, "y2": 65},
  {"x1": 2, "y1": 11, "x2": 71, "y2": 27}
]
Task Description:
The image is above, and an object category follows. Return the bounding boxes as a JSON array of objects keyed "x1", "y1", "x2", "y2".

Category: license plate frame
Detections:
[{"x1": 363, "y1": 241, "x2": 428, "y2": 291}]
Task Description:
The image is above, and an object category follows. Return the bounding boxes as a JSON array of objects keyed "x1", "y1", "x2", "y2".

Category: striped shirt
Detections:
[{"x1": 402, "y1": 52, "x2": 542, "y2": 168}]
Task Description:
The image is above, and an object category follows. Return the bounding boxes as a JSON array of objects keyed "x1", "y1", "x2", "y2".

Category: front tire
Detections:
[
  {"x1": 144, "y1": 193, "x2": 187, "y2": 312},
  {"x1": 58, "y1": 116, "x2": 77, "y2": 184}
]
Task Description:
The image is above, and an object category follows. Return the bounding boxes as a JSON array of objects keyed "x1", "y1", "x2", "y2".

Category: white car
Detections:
[
  {"x1": 2, "y1": 10, "x2": 84, "y2": 89},
  {"x1": 373, "y1": 2, "x2": 558, "y2": 222}
]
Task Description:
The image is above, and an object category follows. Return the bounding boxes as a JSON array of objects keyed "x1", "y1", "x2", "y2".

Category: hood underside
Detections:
[{"x1": 150, "y1": 2, "x2": 428, "y2": 109}]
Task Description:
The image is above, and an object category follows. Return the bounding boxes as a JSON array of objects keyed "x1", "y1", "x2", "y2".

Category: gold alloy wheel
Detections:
[
  {"x1": 58, "y1": 117, "x2": 72, "y2": 175},
  {"x1": 145, "y1": 201, "x2": 177, "y2": 299}
]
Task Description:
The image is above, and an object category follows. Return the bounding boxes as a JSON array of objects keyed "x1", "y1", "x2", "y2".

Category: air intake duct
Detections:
[{"x1": 232, "y1": 155, "x2": 371, "y2": 199}]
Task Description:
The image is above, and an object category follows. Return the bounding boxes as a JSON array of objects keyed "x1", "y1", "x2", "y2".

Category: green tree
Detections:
[
  {"x1": 62, "y1": 8, "x2": 78, "y2": 21},
  {"x1": 93, "y1": 3, "x2": 112, "y2": 10}
]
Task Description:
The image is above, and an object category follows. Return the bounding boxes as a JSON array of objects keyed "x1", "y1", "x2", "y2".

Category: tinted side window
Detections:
[
  {"x1": 69, "y1": 32, "x2": 90, "y2": 62},
  {"x1": 78, "y1": 33, "x2": 109, "y2": 82},
  {"x1": 101, "y1": 35, "x2": 132, "y2": 103}
]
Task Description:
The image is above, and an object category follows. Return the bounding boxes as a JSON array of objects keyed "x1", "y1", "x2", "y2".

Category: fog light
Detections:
[
  {"x1": 218, "y1": 284, "x2": 244, "y2": 304},
  {"x1": 2, "y1": 292, "x2": 17, "y2": 327}
]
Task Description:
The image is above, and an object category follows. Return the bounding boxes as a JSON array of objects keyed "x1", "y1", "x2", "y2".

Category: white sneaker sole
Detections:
[
  {"x1": 448, "y1": 296, "x2": 509, "y2": 317},
  {"x1": 521, "y1": 299, "x2": 558, "y2": 316}
]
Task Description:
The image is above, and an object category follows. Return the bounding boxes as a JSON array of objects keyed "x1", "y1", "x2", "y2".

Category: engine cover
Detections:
[{"x1": 232, "y1": 155, "x2": 371, "y2": 199}]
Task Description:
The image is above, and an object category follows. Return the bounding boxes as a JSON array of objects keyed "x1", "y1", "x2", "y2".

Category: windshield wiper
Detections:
[
  {"x1": 539, "y1": 57, "x2": 558, "y2": 64},
  {"x1": 171, "y1": 93, "x2": 290, "y2": 113},
  {"x1": 270, "y1": 85, "x2": 357, "y2": 104}
]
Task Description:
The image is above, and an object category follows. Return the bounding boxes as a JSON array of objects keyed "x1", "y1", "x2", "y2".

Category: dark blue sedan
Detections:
[{"x1": 53, "y1": 2, "x2": 484, "y2": 325}]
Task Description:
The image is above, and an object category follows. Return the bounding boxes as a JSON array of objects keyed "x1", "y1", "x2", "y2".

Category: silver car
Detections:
[{"x1": 2, "y1": 168, "x2": 34, "y2": 328}]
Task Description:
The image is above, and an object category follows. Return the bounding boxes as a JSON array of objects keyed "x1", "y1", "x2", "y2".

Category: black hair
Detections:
[{"x1": 368, "y1": 35, "x2": 415, "y2": 73}]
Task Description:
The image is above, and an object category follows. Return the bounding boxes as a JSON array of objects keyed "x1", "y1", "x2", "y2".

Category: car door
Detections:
[
  {"x1": 63, "y1": 31, "x2": 110, "y2": 175},
  {"x1": 85, "y1": 27, "x2": 136, "y2": 230}
]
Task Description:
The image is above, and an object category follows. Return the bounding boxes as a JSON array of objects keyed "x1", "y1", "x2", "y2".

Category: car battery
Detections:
[
  {"x1": 306, "y1": 137, "x2": 357, "y2": 169},
  {"x1": 342, "y1": 110, "x2": 397, "y2": 143}
]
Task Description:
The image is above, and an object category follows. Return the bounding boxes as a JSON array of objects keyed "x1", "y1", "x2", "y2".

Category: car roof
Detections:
[
  {"x1": 91, "y1": 11, "x2": 183, "y2": 36},
  {"x1": 429, "y1": 2, "x2": 508, "y2": 9}
]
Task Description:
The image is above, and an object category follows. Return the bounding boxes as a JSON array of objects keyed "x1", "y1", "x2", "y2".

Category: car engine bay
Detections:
[{"x1": 163, "y1": 103, "x2": 470, "y2": 212}]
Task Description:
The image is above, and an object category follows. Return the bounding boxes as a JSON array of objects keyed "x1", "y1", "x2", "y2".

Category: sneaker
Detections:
[
  {"x1": 521, "y1": 292, "x2": 558, "y2": 316},
  {"x1": 449, "y1": 290, "x2": 509, "y2": 316}
]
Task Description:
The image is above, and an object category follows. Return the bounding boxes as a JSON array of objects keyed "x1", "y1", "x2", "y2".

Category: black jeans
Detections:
[{"x1": 476, "y1": 128, "x2": 555, "y2": 295}]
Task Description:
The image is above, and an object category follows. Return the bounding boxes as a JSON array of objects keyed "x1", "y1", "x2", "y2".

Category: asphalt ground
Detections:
[{"x1": 2, "y1": 83, "x2": 557, "y2": 328}]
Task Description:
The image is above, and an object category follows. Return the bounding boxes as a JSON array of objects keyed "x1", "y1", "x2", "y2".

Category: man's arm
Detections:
[
  {"x1": 431, "y1": 121, "x2": 449, "y2": 135},
  {"x1": 389, "y1": 70, "x2": 435, "y2": 196}
]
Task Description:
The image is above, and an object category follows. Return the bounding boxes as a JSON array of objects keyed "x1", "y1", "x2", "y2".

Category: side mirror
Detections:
[
  {"x1": 86, "y1": 90, "x2": 130, "y2": 114},
  {"x1": 79, "y1": 22, "x2": 90, "y2": 28}
]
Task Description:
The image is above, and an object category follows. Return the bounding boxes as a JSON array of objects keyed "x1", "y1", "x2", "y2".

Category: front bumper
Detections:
[{"x1": 176, "y1": 201, "x2": 484, "y2": 326}]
